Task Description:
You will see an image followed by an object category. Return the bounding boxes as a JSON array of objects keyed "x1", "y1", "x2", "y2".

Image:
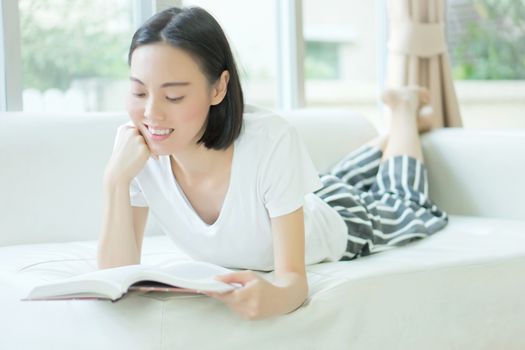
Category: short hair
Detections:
[{"x1": 128, "y1": 6, "x2": 244, "y2": 150}]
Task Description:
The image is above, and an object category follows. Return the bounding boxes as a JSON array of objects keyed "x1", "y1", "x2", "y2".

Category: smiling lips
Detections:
[{"x1": 145, "y1": 125, "x2": 175, "y2": 141}]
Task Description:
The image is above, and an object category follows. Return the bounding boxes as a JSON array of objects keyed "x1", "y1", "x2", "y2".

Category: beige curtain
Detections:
[{"x1": 386, "y1": 0, "x2": 463, "y2": 128}]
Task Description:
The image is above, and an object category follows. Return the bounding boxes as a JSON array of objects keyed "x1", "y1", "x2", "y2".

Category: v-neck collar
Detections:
[{"x1": 165, "y1": 141, "x2": 238, "y2": 229}]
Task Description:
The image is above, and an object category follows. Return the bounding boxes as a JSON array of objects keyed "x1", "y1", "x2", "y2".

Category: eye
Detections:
[
  {"x1": 132, "y1": 93, "x2": 146, "y2": 98},
  {"x1": 166, "y1": 96, "x2": 184, "y2": 102}
]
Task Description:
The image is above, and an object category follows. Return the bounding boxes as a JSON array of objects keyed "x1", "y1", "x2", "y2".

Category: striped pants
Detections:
[{"x1": 314, "y1": 144, "x2": 449, "y2": 261}]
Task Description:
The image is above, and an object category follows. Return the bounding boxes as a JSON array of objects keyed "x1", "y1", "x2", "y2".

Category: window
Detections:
[
  {"x1": 303, "y1": 0, "x2": 384, "y2": 129},
  {"x1": 447, "y1": 0, "x2": 525, "y2": 128},
  {"x1": 19, "y1": 0, "x2": 134, "y2": 112},
  {"x1": 181, "y1": 0, "x2": 278, "y2": 108},
  {"x1": 5, "y1": 0, "x2": 521, "y2": 129},
  {"x1": 6, "y1": 0, "x2": 376, "y2": 114}
]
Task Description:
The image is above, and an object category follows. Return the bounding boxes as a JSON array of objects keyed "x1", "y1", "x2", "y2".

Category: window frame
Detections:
[
  {"x1": 276, "y1": 0, "x2": 305, "y2": 110},
  {"x1": 0, "y1": 0, "x2": 22, "y2": 111}
]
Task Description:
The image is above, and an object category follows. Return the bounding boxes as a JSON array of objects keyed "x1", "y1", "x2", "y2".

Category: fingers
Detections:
[
  {"x1": 123, "y1": 123, "x2": 160, "y2": 161},
  {"x1": 123, "y1": 124, "x2": 142, "y2": 136},
  {"x1": 214, "y1": 270, "x2": 257, "y2": 286}
]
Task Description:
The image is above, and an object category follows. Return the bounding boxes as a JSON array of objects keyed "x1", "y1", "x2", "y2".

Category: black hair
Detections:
[{"x1": 128, "y1": 6, "x2": 244, "y2": 150}]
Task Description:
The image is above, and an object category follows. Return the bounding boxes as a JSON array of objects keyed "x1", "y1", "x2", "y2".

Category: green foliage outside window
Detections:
[
  {"x1": 20, "y1": 0, "x2": 132, "y2": 91},
  {"x1": 305, "y1": 41, "x2": 340, "y2": 80},
  {"x1": 453, "y1": 0, "x2": 525, "y2": 79},
  {"x1": 20, "y1": 0, "x2": 525, "y2": 90}
]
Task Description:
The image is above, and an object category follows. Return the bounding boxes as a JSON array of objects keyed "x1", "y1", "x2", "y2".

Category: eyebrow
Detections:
[{"x1": 129, "y1": 77, "x2": 191, "y2": 88}]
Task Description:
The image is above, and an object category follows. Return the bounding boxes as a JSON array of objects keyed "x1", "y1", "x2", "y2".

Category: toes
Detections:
[
  {"x1": 406, "y1": 85, "x2": 430, "y2": 105},
  {"x1": 382, "y1": 87, "x2": 418, "y2": 110},
  {"x1": 382, "y1": 87, "x2": 414, "y2": 107},
  {"x1": 382, "y1": 85, "x2": 432, "y2": 116},
  {"x1": 381, "y1": 88, "x2": 397, "y2": 106}
]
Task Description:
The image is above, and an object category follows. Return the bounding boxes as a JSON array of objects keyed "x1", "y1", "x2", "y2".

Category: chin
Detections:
[{"x1": 150, "y1": 146, "x2": 170, "y2": 155}]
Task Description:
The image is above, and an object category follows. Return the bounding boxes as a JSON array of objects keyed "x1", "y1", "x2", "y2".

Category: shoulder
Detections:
[
  {"x1": 241, "y1": 104, "x2": 293, "y2": 142},
  {"x1": 235, "y1": 105, "x2": 298, "y2": 173}
]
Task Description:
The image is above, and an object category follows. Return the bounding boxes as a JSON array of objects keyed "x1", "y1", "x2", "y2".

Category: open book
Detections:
[{"x1": 22, "y1": 260, "x2": 242, "y2": 302}]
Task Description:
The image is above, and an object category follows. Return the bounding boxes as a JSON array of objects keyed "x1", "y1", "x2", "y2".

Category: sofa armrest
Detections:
[{"x1": 422, "y1": 128, "x2": 525, "y2": 221}]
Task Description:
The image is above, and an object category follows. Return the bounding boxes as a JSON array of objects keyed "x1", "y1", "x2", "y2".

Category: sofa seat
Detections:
[{"x1": 2, "y1": 214, "x2": 524, "y2": 350}]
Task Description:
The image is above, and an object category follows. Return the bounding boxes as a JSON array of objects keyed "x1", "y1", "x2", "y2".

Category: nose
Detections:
[{"x1": 144, "y1": 96, "x2": 166, "y2": 121}]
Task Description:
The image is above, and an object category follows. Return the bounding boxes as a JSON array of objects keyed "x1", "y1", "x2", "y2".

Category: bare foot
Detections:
[
  {"x1": 382, "y1": 86, "x2": 434, "y2": 134},
  {"x1": 417, "y1": 105, "x2": 434, "y2": 133}
]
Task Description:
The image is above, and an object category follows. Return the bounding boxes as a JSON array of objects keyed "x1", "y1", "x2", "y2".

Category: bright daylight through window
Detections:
[{"x1": 10, "y1": 0, "x2": 525, "y2": 129}]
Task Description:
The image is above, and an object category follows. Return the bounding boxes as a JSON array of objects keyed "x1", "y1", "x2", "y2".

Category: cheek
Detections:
[
  {"x1": 184, "y1": 105, "x2": 208, "y2": 125},
  {"x1": 180, "y1": 94, "x2": 212, "y2": 125},
  {"x1": 126, "y1": 98, "x2": 144, "y2": 121}
]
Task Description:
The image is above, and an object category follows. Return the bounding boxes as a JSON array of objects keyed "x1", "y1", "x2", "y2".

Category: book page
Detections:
[
  {"x1": 132, "y1": 260, "x2": 243, "y2": 293},
  {"x1": 63, "y1": 264, "x2": 150, "y2": 287},
  {"x1": 25, "y1": 261, "x2": 242, "y2": 301},
  {"x1": 157, "y1": 260, "x2": 236, "y2": 279},
  {"x1": 128, "y1": 282, "x2": 202, "y2": 294},
  {"x1": 25, "y1": 264, "x2": 150, "y2": 300}
]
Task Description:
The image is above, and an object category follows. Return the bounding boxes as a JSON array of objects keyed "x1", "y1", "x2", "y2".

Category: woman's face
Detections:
[{"x1": 127, "y1": 42, "x2": 227, "y2": 156}]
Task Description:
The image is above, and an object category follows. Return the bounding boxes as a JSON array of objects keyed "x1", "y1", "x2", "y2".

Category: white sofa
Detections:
[{"x1": 1, "y1": 109, "x2": 524, "y2": 350}]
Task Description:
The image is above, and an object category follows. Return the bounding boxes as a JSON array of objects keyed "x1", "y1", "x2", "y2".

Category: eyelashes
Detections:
[
  {"x1": 166, "y1": 96, "x2": 184, "y2": 102},
  {"x1": 132, "y1": 93, "x2": 184, "y2": 103}
]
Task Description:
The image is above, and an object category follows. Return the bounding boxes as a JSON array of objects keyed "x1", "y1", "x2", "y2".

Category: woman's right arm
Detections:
[
  {"x1": 97, "y1": 124, "x2": 156, "y2": 269},
  {"x1": 97, "y1": 176, "x2": 142, "y2": 269}
]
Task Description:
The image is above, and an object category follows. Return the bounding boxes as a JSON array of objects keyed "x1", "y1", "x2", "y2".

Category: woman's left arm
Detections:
[
  {"x1": 205, "y1": 207, "x2": 308, "y2": 320},
  {"x1": 267, "y1": 206, "x2": 309, "y2": 312}
]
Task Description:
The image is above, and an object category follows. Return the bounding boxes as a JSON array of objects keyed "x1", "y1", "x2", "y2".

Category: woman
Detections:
[{"x1": 97, "y1": 6, "x2": 448, "y2": 320}]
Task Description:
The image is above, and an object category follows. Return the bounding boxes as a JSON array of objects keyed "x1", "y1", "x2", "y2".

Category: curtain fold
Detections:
[{"x1": 386, "y1": 0, "x2": 463, "y2": 128}]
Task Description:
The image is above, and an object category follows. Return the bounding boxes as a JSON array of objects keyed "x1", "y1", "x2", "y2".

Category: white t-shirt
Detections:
[{"x1": 115, "y1": 105, "x2": 347, "y2": 271}]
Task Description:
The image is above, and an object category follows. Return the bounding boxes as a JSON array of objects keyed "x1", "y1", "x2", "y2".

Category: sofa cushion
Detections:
[{"x1": 2, "y1": 215, "x2": 524, "y2": 350}]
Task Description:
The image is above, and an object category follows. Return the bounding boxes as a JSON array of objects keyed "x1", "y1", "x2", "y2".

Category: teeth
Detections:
[{"x1": 148, "y1": 126, "x2": 174, "y2": 135}]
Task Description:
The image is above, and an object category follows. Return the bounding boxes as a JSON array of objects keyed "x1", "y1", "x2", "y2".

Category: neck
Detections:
[{"x1": 170, "y1": 143, "x2": 233, "y2": 184}]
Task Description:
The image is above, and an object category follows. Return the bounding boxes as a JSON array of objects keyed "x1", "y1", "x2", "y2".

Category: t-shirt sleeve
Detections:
[
  {"x1": 129, "y1": 177, "x2": 148, "y2": 207},
  {"x1": 111, "y1": 122, "x2": 149, "y2": 208},
  {"x1": 260, "y1": 124, "x2": 323, "y2": 218}
]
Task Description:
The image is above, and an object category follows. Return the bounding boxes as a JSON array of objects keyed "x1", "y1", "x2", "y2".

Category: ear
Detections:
[{"x1": 210, "y1": 70, "x2": 230, "y2": 106}]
